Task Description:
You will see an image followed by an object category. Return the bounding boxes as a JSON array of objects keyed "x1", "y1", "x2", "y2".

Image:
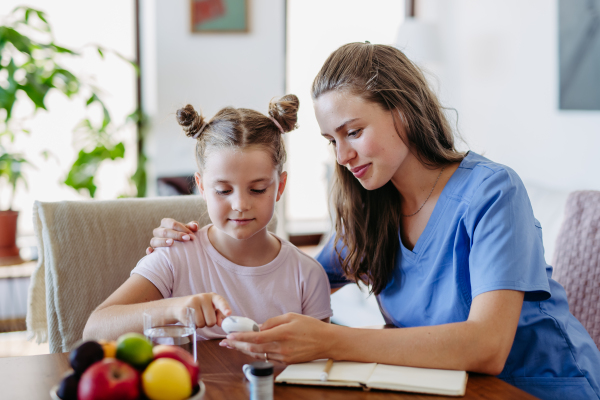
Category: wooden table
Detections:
[{"x1": 0, "y1": 339, "x2": 537, "y2": 399}]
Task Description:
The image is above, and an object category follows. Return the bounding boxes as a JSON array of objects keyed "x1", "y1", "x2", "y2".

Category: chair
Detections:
[
  {"x1": 26, "y1": 196, "x2": 277, "y2": 353},
  {"x1": 552, "y1": 190, "x2": 600, "y2": 348}
]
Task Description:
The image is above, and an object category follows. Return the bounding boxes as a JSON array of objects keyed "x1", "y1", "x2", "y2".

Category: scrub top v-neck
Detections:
[{"x1": 317, "y1": 152, "x2": 600, "y2": 400}]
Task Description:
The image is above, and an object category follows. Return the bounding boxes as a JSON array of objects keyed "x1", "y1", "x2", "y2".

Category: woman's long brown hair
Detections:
[{"x1": 312, "y1": 43, "x2": 464, "y2": 295}]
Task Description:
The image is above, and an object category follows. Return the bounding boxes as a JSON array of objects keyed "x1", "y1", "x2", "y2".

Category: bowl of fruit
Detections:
[{"x1": 51, "y1": 332, "x2": 204, "y2": 400}]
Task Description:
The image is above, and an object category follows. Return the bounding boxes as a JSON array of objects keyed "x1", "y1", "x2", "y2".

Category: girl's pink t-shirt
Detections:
[{"x1": 132, "y1": 225, "x2": 332, "y2": 339}]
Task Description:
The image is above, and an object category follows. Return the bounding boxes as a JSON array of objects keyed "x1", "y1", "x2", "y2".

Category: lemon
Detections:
[
  {"x1": 142, "y1": 358, "x2": 192, "y2": 400},
  {"x1": 115, "y1": 332, "x2": 154, "y2": 369}
]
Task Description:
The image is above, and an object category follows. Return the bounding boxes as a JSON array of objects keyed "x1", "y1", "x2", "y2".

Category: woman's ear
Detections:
[
  {"x1": 194, "y1": 172, "x2": 206, "y2": 199},
  {"x1": 276, "y1": 171, "x2": 287, "y2": 202}
]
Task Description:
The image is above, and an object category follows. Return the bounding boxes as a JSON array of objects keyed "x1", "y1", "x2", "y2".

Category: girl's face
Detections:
[
  {"x1": 314, "y1": 90, "x2": 411, "y2": 191},
  {"x1": 196, "y1": 147, "x2": 286, "y2": 241}
]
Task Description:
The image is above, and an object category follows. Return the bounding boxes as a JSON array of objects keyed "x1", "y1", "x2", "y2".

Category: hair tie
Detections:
[
  {"x1": 268, "y1": 116, "x2": 284, "y2": 134},
  {"x1": 193, "y1": 121, "x2": 208, "y2": 139}
]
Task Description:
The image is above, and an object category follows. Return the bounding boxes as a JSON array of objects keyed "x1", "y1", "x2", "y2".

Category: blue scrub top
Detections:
[{"x1": 317, "y1": 152, "x2": 600, "y2": 400}]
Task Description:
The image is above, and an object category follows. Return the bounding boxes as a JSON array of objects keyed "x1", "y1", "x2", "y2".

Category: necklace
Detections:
[{"x1": 401, "y1": 166, "x2": 445, "y2": 217}]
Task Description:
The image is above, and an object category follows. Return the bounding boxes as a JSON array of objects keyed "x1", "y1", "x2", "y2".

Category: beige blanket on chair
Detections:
[{"x1": 26, "y1": 196, "x2": 217, "y2": 352}]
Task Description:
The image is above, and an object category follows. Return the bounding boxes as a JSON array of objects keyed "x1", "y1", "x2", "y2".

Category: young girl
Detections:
[{"x1": 83, "y1": 95, "x2": 332, "y2": 341}]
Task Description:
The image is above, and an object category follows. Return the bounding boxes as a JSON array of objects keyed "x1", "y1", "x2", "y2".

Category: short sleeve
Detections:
[
  {"x1": 315, "y1": 235, "x2": 352, "y2": 289},
  {"x1": 465, "y1": 168, "x2": 551, "y2": 301},
  {"x1": 131, "y1": 249, "x2": 175, "y2": 299},
  {"x1": 299, "y1": 257, "x2": 333, "y2": 320}
]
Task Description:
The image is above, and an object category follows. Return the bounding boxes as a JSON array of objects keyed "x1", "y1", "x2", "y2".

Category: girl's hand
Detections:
[
  {"x1": 146, "y1": 218, "x2": 199, "y2": 255},
  {"x1": 174, "y1": 292, "x2": 232, "y2": 328},
  {"x1": 220, "y1": 313, "x2": 334, "y2": 364}
]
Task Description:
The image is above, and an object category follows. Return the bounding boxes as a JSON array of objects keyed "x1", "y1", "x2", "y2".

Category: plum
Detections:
[
  {"x1": 69, "y1": 340, "x2": 104, "y2": 375},
  {"x1": 57, "y1": 371, "x2": 79, "y2": 400}
]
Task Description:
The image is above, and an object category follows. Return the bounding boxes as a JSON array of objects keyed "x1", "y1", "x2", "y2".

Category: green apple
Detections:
[{"x1": 115, "y1": 333, "x2": 154, "y2": 369}]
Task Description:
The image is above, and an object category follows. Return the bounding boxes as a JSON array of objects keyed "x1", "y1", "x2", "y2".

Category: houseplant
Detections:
[{"x1": 0, "y1": 6, "x2": 144, "y2": 265}]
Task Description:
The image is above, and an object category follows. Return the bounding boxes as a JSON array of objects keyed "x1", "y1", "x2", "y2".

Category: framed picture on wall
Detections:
[{"x1": 190, "y1": 0, "x2": 249, "y2": 33}]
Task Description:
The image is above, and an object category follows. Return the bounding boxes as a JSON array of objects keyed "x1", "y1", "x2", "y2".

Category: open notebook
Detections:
[{"x1": 275, "y1": 360, "x2": 468, "y2": 396}]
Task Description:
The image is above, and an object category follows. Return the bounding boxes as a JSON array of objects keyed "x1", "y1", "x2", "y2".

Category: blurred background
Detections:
[{"x1": 1, "y1": 0, "x2": 599, "y2": 356}]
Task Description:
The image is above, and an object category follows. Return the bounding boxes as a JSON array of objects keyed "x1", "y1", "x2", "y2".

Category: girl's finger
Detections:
[
  {"x1": 200, "y1": 298, "x2": 218, "y2": 327},
  {"x1": 146, "y1": 247, "x2": 154, "y2": 255},
  {"x1": 194, "y1": 310, "x2": 207, "y2": 329},
  {"x1": 211, "y1": 294, "x2": 232, "y2": 317}
]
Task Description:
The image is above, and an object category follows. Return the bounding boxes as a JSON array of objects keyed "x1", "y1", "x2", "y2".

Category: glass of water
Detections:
[{"x1": 143, "y1": 307, "x2": 197, "y2": 361}]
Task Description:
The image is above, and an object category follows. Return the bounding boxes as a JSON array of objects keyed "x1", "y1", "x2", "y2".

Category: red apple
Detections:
[
  {"x1": 78, "y1": 358, "x2": 140, "y2": 400},
  {"x1": 153, "y1": 345, "x2": 200, "y2": 388}
]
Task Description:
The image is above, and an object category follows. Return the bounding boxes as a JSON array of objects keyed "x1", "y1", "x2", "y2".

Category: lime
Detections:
[
  {"x1": 142, "y1": 358, "x2": 192, "y2": 400},
  {"x1": 115, "y1": 332, "x2": 154, "y2": 369}
]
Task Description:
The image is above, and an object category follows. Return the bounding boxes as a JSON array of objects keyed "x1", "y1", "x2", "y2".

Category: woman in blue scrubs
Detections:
[{"x1": 149, "y1": 43, "x2": 600, "y2": 399}]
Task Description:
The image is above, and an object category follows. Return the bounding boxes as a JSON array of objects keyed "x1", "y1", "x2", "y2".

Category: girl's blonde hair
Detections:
[
  {"x1": 176, "y1": 94, "x2": 300, "y2": 173},
  {"x1": 312, "y1": 42, "x2": 464, "y2": 295}
]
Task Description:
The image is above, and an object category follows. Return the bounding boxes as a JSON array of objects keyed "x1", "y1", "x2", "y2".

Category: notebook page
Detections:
[
  {"x1": 367, "y1": 364, "x2": 467, "y2": 394},
  {"x1": 328, "y1": 362, "x2": 378, "y2": 383},
  {"x1": 276, "y1": 360, "x2": 327, "y2": 382},
  {"x1": 275, "y1": 361, "x2": 377, "y2": 384}
]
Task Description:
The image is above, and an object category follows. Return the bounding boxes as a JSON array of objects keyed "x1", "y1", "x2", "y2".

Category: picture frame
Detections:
[{"x1": 190, "y1": 0, "x2": 249, "y2": 33}]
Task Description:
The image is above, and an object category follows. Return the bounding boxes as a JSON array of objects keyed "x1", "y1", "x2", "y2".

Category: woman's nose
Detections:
[{"x1": 336, "y1": 141, "x2": 356, "y2": 166}]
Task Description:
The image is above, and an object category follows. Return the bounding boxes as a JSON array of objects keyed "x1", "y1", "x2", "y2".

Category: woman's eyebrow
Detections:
[{"x1": 335, "y1": 118, "x2": 359, "y2": 133}]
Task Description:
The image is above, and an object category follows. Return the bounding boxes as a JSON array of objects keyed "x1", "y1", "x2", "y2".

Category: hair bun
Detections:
[
  {"x1": 268, "y1": 94, "x2": 300, "y2": 133},
  {"x1": 176, "y1": 104, "x2": 207, "y2": 139}
]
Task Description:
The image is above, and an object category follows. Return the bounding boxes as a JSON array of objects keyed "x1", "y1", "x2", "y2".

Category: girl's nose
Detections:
[
  {"x1": 232, "y1": 193, "x2": 251, "y2": 212},
  {"x1": 336, "y1": 141, "x2": 356, "y2": 166}
]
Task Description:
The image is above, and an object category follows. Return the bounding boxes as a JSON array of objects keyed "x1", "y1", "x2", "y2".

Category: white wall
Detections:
[
  {"x1": 428, "y1": 0, "x2": 600, "y2": 192},
  {"x1": 141, "y1": 0, "x2": 286, "y2": 192}
]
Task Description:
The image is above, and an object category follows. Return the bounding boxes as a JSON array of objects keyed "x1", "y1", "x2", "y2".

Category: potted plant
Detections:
[{"x1": 0, "y1": 6, "x2": 144, "y2": 265}]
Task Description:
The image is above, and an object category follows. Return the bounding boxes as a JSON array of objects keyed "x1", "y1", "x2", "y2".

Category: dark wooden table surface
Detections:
[{"x1": 0, "y1": 339, "x2": 538, "y2": 399}]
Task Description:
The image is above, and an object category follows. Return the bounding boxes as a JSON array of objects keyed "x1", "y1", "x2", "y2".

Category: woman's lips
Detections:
[
  {"x1": 229, "y1": 219, "x2": 254, "y2": 226},
  {"x1": 351, "y1": 163, "x2": 371, "y2": 179}
]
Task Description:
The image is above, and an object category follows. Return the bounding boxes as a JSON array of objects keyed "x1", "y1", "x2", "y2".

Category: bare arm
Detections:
[
  {"x1": 83, "y1": 274, "x2": 232, "y2": 341},
  {"x1": 222, "y1": 289, "x2": 524, "y2": 375}
]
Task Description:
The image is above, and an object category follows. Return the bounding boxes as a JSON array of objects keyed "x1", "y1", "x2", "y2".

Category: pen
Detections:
[{"x1": 320, "y1": 358, "x2": 334, "y2": 382}]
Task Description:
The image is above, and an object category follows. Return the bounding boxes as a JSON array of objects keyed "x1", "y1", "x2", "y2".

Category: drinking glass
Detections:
[{"x1": 143, "y1": 307, "x2": 197, "y2": 361}]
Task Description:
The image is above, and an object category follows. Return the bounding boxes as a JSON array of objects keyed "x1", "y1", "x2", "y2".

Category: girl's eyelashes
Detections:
[{"x1": 215, "y1": 188, "x2": 267, "y2": 195}]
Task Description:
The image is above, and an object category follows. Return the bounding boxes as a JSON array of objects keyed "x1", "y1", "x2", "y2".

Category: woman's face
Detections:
[{"x1": 314, "y1": 90, "x2": 411, "y2": 190}]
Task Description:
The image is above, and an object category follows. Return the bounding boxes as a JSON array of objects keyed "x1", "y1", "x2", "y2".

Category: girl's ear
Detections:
[
  {"x1": 276, "y1": 171, "x2": 287, "y2": 202},
  {"x1": 195, "y1": 172, "x2": 206, "y2": 199}
]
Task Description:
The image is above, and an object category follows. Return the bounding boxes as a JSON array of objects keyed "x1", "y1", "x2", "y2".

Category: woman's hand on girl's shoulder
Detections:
[
  {"x1": 221, "y1": 313, "x2": 334, "y2": 364},
  {"x1": 146, "y1": 218, "x2": 199, "y2": 255},
  {"x1": 175, "y1": 292, "x2": 232, "y2": 328}
]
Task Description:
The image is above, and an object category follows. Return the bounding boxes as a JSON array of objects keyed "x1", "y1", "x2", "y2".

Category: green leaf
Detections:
[
  {"x1": 63, "y1": 143, "x2": 125, "y2": 198},
  {"x1": 19, "y1": 81, "x2": 49, "y2": 110},
  {"x1": 97, "y1": 47, "x2": 104, "y2": 59},
  {"x1": 35, "y1": 10, "x2": 48, "y2": 25},
  {"x1": 49, "y1": 44, "x2": 77, "y2": 55},
  {"x1": 0, "y1": 27, "x2": 34, "y2": 55},
  {"x1": 86, "y1": 93, "x2": 99, "y2": 106}
]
